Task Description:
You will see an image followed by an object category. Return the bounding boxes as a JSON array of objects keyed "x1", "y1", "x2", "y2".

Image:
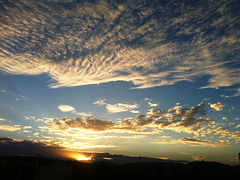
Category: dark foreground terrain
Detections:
[{"x1": 1, "y1": 156, "x2": 239, "y2": 180}]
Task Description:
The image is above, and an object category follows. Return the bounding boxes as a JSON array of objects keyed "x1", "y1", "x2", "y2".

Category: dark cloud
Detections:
[
  {"x1": 181, "y1": 138, "x2": 209, "y2": 144},
  {"x1": 0, "y1": 137, "x2": 65, "y2": 158},
  {"x1": 0, "y1": 137, "x2": 186, "y2": 163},
  {"x1": 54, "y1": 117, "x2": 114, "y2": 131},
  {"x1": 180, "y1": 138, "x2": 227, "y2": 147}
]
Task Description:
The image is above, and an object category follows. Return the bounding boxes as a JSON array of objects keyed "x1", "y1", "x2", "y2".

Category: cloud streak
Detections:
[
  {"x1": 180, "y1": 138, "x2": 228, "y2": 147},
  {"x1": 94, "y1": 99, "x2": 139, "y2": 113},
  {"x1": 0, "y1": 0, "x2": 239, "y2": 90},
  {"x1": 0, "y1": 125, "x2": 21, "y2": 132}
]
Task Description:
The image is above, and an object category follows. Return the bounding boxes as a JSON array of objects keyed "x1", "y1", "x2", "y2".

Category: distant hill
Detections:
[{"x1": 0, "y1": 156, "x2": 239, "y2": 180}]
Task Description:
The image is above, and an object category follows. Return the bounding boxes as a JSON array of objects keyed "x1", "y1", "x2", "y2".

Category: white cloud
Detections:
[
  {"x1": 0, "y1": 0, "x2": 239, "y2": 90},
  {"x1": 23, "y1": 126, "x2": 32, "y2": 129},
  {"x1": 209, "y1": 102, "x2": 225, "y2": 111},
  {"x1": 34, "y1": 132, "x2": 39, "y2": 136},
  {"x1": 144, "y1": 98, "x2": 158, "y2": 107},
  {"x1": 222, "y1": 117, "x2": 228, "y2": 121},
  {"x1": 0, "y1": 125, "x2": 21, "y2": 131},
  {"x1": 94, "y1": 99, "x2": 139, "y2": 114},
  {"x1": 58, "y1": 105, "x2": 75, "y2": 112},
  {"x1": 0, "y1": 117, "x2": 6, "y2": 121},
  {"x1": 93, "y1": 99, "x2": 107, "y2": 106},
  {"x1": 148, "y1": 102, "x2": 158, "y2": 107},
  {"x1": 76, "y1": 112, "x2": 92, "y2": 117},
  {"x1": 58, "y1": 105, "x2": 92, "y2": 117},
  {"x1": 24, "y1": 116, "x2": 36, "y2": 120},
  {"x1": 130, "y1": 110, "x2": 140, "y2": 114},
  {"x1": 106, "y1": 103, "x2": 139, "y2": 113},
  {"x1": 23, "y1": 130, "x2": 32, "y2": 133},
  {"x1": 236, "y1": 124, "x2": 240, "y2": 128}
]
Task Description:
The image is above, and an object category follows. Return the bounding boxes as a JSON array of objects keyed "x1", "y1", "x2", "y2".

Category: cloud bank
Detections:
[
  {"x1": 0, "y1": 0, "x2": 239, "y2": 89},
  {"x1": 0, "y1": 137, "x2": 65, "y2": 158},
  {"x1": 45, "y1": 102, "x2": 240, "y2": 145}
]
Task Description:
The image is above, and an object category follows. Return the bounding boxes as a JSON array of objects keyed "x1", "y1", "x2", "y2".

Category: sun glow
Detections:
[
  {"x1": 69, "y1": 153, "x2": 93, "y2": 161},
  {"x1": 76, "y1": 156, "x2": 92, "y2": 161}
]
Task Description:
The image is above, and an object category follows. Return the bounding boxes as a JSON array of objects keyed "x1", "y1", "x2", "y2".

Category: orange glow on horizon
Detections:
[
  {"x1": 76, "y1": 156, "x2": 92, "y2": 161},
  {"x1": 68, "y1": 152, "x2": 93, "y2": 161}
]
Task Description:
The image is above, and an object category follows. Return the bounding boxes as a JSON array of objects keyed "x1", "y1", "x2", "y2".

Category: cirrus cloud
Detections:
[
  {"x1": 180, "y1": 138, "x2": 228, "y2": 147},
  {"x1": 94, "y1": 99, "x2": 139, "y2": 114},
  {"x1": 0, "y1": 0, "x2": 239, "y2": 91},
  {"x1": 106, "y1": 103, "x2": 139, "y2": 114}
]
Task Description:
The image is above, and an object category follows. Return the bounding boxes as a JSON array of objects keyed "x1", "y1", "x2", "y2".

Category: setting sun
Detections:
[
  {"x1": 76, "y1": 156, "x2": 92, "y2": 161},
  {"x1": 68, "y1": 153, "x2": 93, "y2": 161}
]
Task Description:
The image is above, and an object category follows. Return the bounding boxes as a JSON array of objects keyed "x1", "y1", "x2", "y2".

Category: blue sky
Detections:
[{"x1": 0, "y1": 0, "x2": 240, "y2": 165}]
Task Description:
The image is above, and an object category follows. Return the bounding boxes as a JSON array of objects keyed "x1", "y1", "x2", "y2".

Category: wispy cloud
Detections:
[
  {"x1": 0, "y1": 0, "x2": 239, "y2": 90},
  {"x1": 23, "y1": 126, "x2": 32, "y2": 129},
  {"x1": 148, "y1": 102, "x2": 158, "y2": 107},
  {"x1": 106, "y1": 103, "x2": 139, "y2": 113},
  {"x1": 180, "y1": 138, "x2": 228, "y2": 147},
  {"x1": 94, "y1": 99, "x2": 139, "y2": 113},
  {"x1": 0, "y1": 89, "x2": 28, "y2": 101},
  {"x1": 221, "y1": 88, "x2": 240, "y2": 98}
]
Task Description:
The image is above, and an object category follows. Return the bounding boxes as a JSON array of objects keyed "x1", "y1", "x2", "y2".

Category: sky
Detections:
[{"x1": 0, "y1": 0, "x2": 240, "y2": 165}]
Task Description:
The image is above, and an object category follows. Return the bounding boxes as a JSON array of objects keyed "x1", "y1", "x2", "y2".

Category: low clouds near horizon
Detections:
[
  {"x1": 0, "y1": 0, "x2": 239, "y2": 93},
  {"x1": 0, "y1": 137, "x2": 65, "y2": 158},
  {"x1": 45, "y1": 102, "x2": 240, "y2": 147}
]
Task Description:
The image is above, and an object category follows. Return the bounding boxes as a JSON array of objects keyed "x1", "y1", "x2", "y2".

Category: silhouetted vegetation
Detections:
[{"x1": 0, "y1": 156, "x2": 239, "y2": 180}]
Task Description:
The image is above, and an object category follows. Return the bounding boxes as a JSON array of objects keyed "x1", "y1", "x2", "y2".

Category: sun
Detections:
[
  {"x1": 76, "y1": 155, "x2": 92, "y2": 161},
  {"x1": 69, "y1": 153, "x2": 93, "y2": 161}
]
